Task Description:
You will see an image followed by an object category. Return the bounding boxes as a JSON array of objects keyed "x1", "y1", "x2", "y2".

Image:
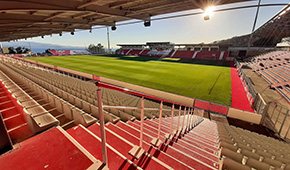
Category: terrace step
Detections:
[
  {"x1": 144, "y1": 120, "x2": 218, "y2": 154},
  {"x1": 0, "y1": 126, "x2": 98, "y2": 169},
  {"x1": 0, "y1": 107, "x2": 18, "y2": 119},
  {"x1": 129, "y1": 121, "x2": 219, "y2": 167},
  {"x1": 3, "y1": 114, "x2": 25, "y2": 130},
  {"x1": 106, "y1": 122, "x2": 194, "y2": 170},
  {"x1": 116, "y1": 121, "x2": 219, "y2": 169},
  {"x1": 66, "y1": 124, "x2": 140, "y2": 170},
  {"x1": 88, "y1": 123, "x2": 173, "y2": 170}
]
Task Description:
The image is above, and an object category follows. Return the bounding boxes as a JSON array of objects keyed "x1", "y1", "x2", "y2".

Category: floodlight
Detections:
[
  {"x1": 111, "y1": 22, "x2": 117, "y2": 31},
  {"x1": 203, "y1": 6, "x2": 215, "y2": 20},
  {"x1": 144, "y1": 20, "x2": 151, "y2": 27}
]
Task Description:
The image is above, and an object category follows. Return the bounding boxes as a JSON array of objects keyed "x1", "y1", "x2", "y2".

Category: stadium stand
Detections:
[
  {"x1": 1, "y1": 57, "x2": 177, "y2": 123},
  {"x1": 118, "y1": 48, "x2": 229, "y2": 61},
  {"x1": 2, "y1": 1, "x2": 290, "y2": 169},
  {"x1": 247, "y1": 51, "x2": 290, "y2": 103},
  {"x1": 0, "y1": 55, "x2": 290, "y2": 170},
  {"x1": 128, "y1": 50, "x2": 143, "y2": 55},
  {"x1": 218, "y1": 122, "x2": 290, "y2": 170},
  {"x1": 0, "y1": 75, "x2": 33, "y2": 143},
  {"x1": 172, "y1": 51, "x2": 195, "y2": 59}
]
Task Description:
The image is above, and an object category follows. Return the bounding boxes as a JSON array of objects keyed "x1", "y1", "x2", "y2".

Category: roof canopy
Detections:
[
  {"x1": 0, "y1": 0, "x2": 254, "y2": 41},
  {"x1": 254, "y1": 3, "x2": 290, "y2": 39}
]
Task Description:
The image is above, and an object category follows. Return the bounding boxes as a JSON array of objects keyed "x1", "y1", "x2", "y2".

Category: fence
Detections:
[
  {"x1": 234, "y1": 59, "x2": 290, "y2": 141},
  {"x1": 235, "y1": 59, "x2": 257, "y2": 102},
  {"x1": 262, "y1": 102, "x2": 290, "y2": 141},
  {"x1": 96, "y1": 81, "x2": 204, "y2": 163},
  {"x1": 234, "y1": 59, "x2": 268, "y2": 115}
]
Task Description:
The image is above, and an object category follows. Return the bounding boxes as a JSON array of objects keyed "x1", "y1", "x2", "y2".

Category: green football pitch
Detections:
[{"x1": 28, "y1": 55, "x2": 232, "y2": 105}]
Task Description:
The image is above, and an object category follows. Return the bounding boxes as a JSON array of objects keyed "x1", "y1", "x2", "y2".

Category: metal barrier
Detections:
[
  {"x1": 252, "y1": 93, "x2": 266, "y2": 115},
  {"x1": 95, "y1": 81, "x2": 203, "y2": 163},
  {"x1": 194, "y1": 99, "x2": 229, "y2": 115},
  {"x1": 234, "y1": 59, "x2": 267, "y2": 114},
  {"x1": 262, "y1": 102, "x2": 290, "y2": 141},
  {"x1": 235, "y1": 59, "x2": 290, "y2": 141},
  {"x1": 235, "y1": 59, "x2": 257, "y2": 101}
]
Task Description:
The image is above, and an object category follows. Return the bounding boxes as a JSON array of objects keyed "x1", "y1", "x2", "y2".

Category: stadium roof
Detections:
[
  {"x1": 0, "y1": 0, "x2": 254, "y2": 42},
  {"x1": 253, "y1": 3, "x2": 290, "y2": 39}
]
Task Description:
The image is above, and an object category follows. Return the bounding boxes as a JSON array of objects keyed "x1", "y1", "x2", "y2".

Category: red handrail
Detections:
[{"x1": 96, "y1": 81, "x2": 192, "y2": 107}]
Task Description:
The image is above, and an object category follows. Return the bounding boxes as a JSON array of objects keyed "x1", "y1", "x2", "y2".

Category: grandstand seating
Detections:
[
  {"x1": 139, "y1": 49, "x2": 150, "y2": 56},
  {"x1": 172, "y1": 51, "x2": 195, "y2": 59},
  {"x1": 247, "y1": 51, "x2": 290, "y2": 102},
  {"x1": 0, "y1": 75, "x2": 33, "y2": 143},
  {"x1": 1, "y1": 57, "x2": 174, "y2": 125},
  {"x1": 1, "y1": 55, "x2": 290, "y2": 170},
  {"x1": 128, "y1": 50, "x2": 142, "y2": 55},
  {"x1": 146, "y1": 50, "x2": 173, "y2": 57},
  {"x1": 118, "y1": 48, "x2": 229, "y2": 61},
  {"x1": 218, "y1": 122, "x2": 290, "y2": 170},
  {"x1": 194, "y1": 51, "x2": 222, "y2": 61},
  {"x1": 2, "y1": 106, "x2": 290, "y2": 169}
]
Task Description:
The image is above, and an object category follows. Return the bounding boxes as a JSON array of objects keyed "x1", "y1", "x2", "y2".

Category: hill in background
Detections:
[{"x1": 2, "y1": 41, "x2": 85, "y2": 53}]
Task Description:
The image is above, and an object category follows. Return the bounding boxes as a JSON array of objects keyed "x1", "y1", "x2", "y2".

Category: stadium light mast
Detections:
[
  {"x1": 107, "y1": 26, "x2": 111, "y2": 54},
  {"x1": 247, "y1": 0, "x2": 262, "y2": 56}
]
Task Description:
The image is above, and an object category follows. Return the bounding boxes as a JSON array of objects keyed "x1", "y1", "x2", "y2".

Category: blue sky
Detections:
[{"x1": 11, "y1": 0, "x2": 290, "y2": 49}]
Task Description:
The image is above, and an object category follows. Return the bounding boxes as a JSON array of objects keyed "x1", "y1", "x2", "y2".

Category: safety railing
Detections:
[
  {"x1": 262, "y1": 102, "x2": 290, "y2": 141},
  {"x1": 235, "y1": 59, "x2": 257, "y2": 100},
  {"x1": 95, "y1": 81, "x2": 203, "y2": 163}
]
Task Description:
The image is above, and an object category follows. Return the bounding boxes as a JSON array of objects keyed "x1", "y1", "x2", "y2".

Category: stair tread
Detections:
[
  {"x1": 129, "y1": 121, "x2": 219, "y2": 167},
  {"x1": 88, "y1": 123, "x2": 172, "y2": 170},
  {"x1": 1, "y1": 127, "x2": 94, "y2": 169},
  {"x1": 4, "y1": 114, "x2": 26, "y2": 130},
  {"x1": 144, "y1": 120, "x2": 219, "y2": 154},
  {"x1": 116, "y1": 121, "x2": 218, "y2": 170},
  {"x1": 106, "y1": 123, "x2": 193, "y2": 170},
  {"x1": 66, "y1": 125, "x2": 139, "y2": 170}
]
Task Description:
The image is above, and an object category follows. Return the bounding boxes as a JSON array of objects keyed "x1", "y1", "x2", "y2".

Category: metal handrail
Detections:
[{"x1": 96, "y1": 81, "x2": 191, "y2": 107}]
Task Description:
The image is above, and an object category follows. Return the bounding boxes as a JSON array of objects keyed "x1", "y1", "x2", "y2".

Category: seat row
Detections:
[
  {"x1": 0, "y1": 66, "x2": 59, "y2": 137},
  {"x1": 2, "y1": 57, "x2": 177, "y2": 124},
  {"x1": 1, "y1": 63, "x2": 98, "y2": 129},
  {"x1": 218, "y1": 122, "x2": 290, "y2": 170}
]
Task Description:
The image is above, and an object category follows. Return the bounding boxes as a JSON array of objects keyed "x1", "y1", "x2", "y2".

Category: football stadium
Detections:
[{"x1": 0, "y1": 0, "x2": 290, "y2": 170}]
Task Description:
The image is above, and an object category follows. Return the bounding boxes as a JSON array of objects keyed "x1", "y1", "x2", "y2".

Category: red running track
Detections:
[{"x1": 231, "y1": 62, "x2": 254, "y2": 112}]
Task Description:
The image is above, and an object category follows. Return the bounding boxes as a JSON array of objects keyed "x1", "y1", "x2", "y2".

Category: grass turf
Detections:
[{"x1": 28, "y1": 55, "x2": 232, "y2": 105}]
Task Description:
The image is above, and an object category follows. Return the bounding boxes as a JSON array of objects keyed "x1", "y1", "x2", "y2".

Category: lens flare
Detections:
[{"x1": 203, "y1": 6, "x2": 215, "y2": 20}]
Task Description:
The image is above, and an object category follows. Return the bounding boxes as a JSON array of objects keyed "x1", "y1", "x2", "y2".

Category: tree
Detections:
[
  {"x1": 45, "y1": 49, "x2": 52, "y2": 54},
  {"x1": 15, "y1": 46, "x2": 23, "y2": 54},
  {"x1": 8, "y1": 46, "x2": 30, "y2": 54},
  {"x1": 86, "y1": 43, "x2": 105, "y2": 54},
  {"x1": 23, "y1": 48, "x2": 31, "y2": 53},
  {"x1": 8, "y1": 47, "x2": 15, "y2": 54}
]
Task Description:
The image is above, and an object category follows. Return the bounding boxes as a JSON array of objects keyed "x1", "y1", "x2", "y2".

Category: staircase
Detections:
[
  {"x1": 0, "y1": 109, "x2": 221, "y2": 170},
  {"x1": 67, "y1": 116, "x2": 221, "y2": 170},
  {"x1": 0, "y1": 80, "x2": 33, "y2": 143}
]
